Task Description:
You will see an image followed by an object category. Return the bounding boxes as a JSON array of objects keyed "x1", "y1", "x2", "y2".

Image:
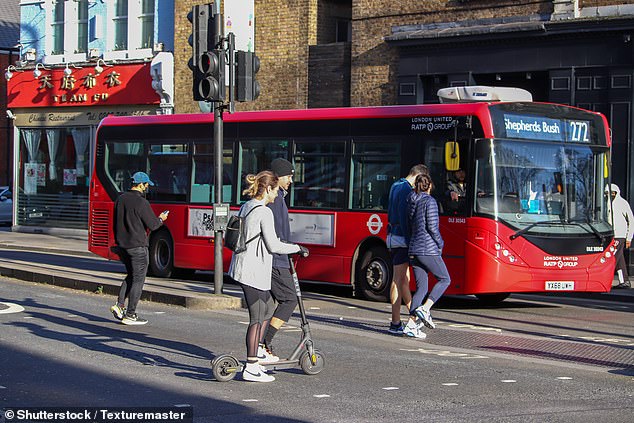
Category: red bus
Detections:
[{"x1": 89, "y1": 88, "x2": 615, "y2": 304}]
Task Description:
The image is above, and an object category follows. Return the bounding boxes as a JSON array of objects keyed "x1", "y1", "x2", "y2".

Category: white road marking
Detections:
[
  {"x1": 501, "y1": 380, "x2": 516, "y2": 383},
  {"x1": 0, "y1": 385, "x2": 6, "y2": 389},
  {"x1": 67, "y1": 314, "x2": 79, "y2": 318},
  {"x1": 556, "y1": 377, "x2": 573, "y2": 380},
  {"x1": 448, "y1": 323, "x2": 502, "y2": 332},
  {"x1": 313, "y1": 394, "x2": 330, "y2": 398},
  {"x1": 242, "y1": 399, "x2": 259, "y2": 402},
  {"x1": 382, "y1": 387, "x2": 399, "y2": 390},
  {"x1": 347, "y1": 306, "x2": 357, "y2": 309},
  {"x1": 154, "y1": 312, "x2": 166, "y2": 314},
  {"x1": 0, "y1": 302, "x2": 25, "y2": 314},
  {"x1": 23, "y1": 316, "x2": 33, "y2": 319},
  {"x1": 173, "y1": 404, "x2": 191, "y2": 407},
  {"x1": 309, "y1": 307, "x2": 320, "y2": 310},
  {"x1": 558, "y1": 334, "x2": 634, "y2": 346},
  {"x1": 442, "y1": 383, "x2": 459, "y2": 386},
  {"x1": 400, "y1": 347, "x2": 489, "y2": 359}
]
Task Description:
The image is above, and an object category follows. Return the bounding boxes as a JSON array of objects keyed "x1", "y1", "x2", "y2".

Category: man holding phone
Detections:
[{"x1": 110, "y1": 171, "x2": 169, "y2": 325}]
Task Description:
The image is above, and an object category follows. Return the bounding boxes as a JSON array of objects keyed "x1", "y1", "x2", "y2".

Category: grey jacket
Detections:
[{"x1": 228, "y1": 198, "x2": 300, "y2": 290}]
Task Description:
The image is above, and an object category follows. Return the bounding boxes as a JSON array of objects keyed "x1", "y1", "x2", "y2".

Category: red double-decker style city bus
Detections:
[{"x1": 89, "y1": 87, "x2": 615, "y2": 304}]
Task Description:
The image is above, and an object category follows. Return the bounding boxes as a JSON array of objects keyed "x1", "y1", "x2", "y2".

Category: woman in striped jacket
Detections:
[{"x1": 402, "y1": 173, "x2": 451, "y2": 339}]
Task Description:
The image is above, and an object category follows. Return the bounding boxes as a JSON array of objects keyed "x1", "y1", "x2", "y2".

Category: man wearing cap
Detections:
[
  {"x1": 257, "y1": 158, "x2": 302, "y2": 361},
  {"x1": 607, "y1": 183, "x2": 634, "y2": 289},
  {"x1": 110, "y1": 171, "x2": 169, "y2": 324}
]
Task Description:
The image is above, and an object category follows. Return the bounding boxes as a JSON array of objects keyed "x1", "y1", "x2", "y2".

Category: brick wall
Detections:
[
  {"x1": 174, "y1": 0, "x2": 319, "y2": 114},
  {"x1": 351, "y1": 0, "x2": 553, "y2": 106},
  {"x1": 308, "y1": 42, "x2": 350, "y2": 108}
]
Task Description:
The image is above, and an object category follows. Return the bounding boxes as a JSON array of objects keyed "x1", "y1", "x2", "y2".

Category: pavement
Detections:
[
  {"x1": 0, "y1": 228, "x2": 632, "y2": 308},
  {"x1": 0, "y1": 229, "x2": 244, "y2": 310}
]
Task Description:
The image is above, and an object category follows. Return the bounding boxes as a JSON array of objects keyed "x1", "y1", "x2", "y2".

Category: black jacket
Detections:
[
  {"x1": 268, "y1": 189, "x2": 291, "y2": 269},
  {"x1": 114, "y1": 190, "x2": 162, "y2": 249}
]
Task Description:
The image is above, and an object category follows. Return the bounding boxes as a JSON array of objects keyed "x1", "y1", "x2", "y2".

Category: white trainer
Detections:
[
  {"x1": 242, "y1": 364, "x2": 275, "y2": 382},
  {"x1": 403, "y1": 321, "x2": 427, "y2": 339},
  {"x1": 257, "y1": 344, "x2": 280, "y2": 364}
]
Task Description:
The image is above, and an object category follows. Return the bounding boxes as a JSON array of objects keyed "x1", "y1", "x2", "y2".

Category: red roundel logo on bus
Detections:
[{"x1": 366, "y1": 214, "x2": 383, "y2": 235}]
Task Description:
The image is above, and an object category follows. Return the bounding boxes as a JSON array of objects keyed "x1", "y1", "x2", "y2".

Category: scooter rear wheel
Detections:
[
  {"x1": 300, "y1": 350, "x2": 325, "y2": 375},
  {"x1": 212, "y1": 354, "x2": 240, "y2": 382}
]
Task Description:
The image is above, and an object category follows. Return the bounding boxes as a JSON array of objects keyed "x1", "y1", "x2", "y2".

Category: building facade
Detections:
[
  {"x1": 6, "y1": 0, "x2": 175, "y2": 233},
  {"x1": 0, "y1": 1, "x2": 20, "y2": 188}
]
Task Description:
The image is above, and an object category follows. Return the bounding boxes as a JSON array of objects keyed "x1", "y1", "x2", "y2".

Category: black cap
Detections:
[{"x1": 271, "y1": 158, "x2": 294, "y2": 177}]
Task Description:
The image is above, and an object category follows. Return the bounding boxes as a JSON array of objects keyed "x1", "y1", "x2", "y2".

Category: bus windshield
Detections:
[{"x1": 474, "y1": 139, "x2": 611, "y2": 236}]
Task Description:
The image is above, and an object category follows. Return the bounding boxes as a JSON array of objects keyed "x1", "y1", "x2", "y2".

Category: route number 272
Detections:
[{"x1": 569, "y1": 120, "x2": 589, "y2": 142}]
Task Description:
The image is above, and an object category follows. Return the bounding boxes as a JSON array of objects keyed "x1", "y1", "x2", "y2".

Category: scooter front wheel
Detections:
[
  {"x1": 300, "y1": 350, "x2": 325, "y2": 375},
  {"x1": 212, "y1": 354, "x2": 241, "y2": 382}
]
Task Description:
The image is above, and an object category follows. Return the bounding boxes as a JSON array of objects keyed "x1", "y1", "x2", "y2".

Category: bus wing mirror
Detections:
[{"x1": 445, "y1": 141, "x2": 460, "y2": 171}]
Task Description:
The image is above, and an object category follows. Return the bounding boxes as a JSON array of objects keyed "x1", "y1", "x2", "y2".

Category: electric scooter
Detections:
[{"x1": 211, "y1": 255, "x2": 325, "y2": 382}]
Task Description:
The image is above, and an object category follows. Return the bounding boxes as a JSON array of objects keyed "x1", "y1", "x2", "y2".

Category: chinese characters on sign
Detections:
[{"x1": 37, "y1": 71, "x2": 123, "y2": 104}]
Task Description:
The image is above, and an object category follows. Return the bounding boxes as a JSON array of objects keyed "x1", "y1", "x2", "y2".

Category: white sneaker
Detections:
[
  {"x1": 415, "y1": 306, "x2": 436, "y2": 329},
  {"x1": 257, "y1": 344, "x2": 280, "y2": 364},
  {"x1": 242, "y1": 364, "x2": 275, "y2": 382},
  {"x1": 403, "y1": 321, "x2": 427, "y2": 339}
]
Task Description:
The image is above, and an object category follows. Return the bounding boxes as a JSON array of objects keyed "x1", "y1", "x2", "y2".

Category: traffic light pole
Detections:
[
  {"x1": 213, "y1": 0, "x2": 224, "y2": 295},
  {"x1": 213, "y1": 100, "x2": 224, "y2": 294}
]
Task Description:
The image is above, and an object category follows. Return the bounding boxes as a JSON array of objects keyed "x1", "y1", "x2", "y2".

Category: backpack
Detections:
[{"x1": 224, "y1": 205, "x2": 262, "y2": 254}]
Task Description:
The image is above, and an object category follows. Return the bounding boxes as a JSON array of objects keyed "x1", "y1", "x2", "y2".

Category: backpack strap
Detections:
[{"x1": 242, "y1": 205, "x2": 263, "y2": 245}]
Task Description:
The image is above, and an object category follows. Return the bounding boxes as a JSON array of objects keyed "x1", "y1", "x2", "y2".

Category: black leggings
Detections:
[{"x1": 241, "y1": 284, "x2": 274, "y2": 359}]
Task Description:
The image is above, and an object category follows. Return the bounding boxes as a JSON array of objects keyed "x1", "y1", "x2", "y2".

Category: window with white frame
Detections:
[
  {"x1": 51, "y1": 0, "x2": 65, "y2": 55},
  {"x1": 113, "y1": 0, "x2": 128, "y2": 51},
  {"x1": 77, "y1": 0, "x2": 89, "y2": 54},
  {"x1": 140, "y1": 0, "x2": 155, "y2": 50},
  {"x1": 44, "y1": 0, "x2": 90, "y2": 64},
  {"x1": 105, "y1": 0, "x2": 155, "y2": 60}
]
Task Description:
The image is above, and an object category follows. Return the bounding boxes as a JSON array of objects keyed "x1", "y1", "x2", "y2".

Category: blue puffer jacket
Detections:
[{"x1": 406, "y1": 191, "x2": 443, "y2": 256}]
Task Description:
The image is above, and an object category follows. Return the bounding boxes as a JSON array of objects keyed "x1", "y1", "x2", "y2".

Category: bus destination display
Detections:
[{"x1": 503, "y1": 113, "x2": 591, "y2": 143}]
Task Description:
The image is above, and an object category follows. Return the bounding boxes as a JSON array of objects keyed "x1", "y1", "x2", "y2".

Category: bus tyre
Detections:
[
  {"x1": 355, "y1": 246, "x2": 392, "y2": 302},
  {"x1": 148, "y1": 230, "x2": 174, "y2": 278},
  {"x1": 475, "y1": 293, "x2": 510, "y2": 306}
]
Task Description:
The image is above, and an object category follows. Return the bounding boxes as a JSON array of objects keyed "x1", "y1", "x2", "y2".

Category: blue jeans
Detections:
[
  {"x1": 409, "y1": 254, "x2": 451, "y2": 315},
  {"x1": 117, "y1": 246, "x2": 149, "y2": 315}
]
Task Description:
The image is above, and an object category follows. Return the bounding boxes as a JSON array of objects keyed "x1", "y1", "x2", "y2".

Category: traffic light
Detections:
[
  {"x1": 188, "y1": 4, "x2": 225, "y2": 102},
  {"x1": 236, "y1": 51, "x2": 260, "y2": 102}
]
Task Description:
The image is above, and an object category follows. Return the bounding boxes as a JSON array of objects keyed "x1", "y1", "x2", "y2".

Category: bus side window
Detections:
[
  {"x1": 293, "y1": 141, "x2": 346, "y2": 209},
  {"x1": 349, "y1": 140, "x2": 401, "y2": 210}
]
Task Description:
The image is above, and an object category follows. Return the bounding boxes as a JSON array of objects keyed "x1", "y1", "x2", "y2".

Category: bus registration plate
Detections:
[{"x1": 545, "y1": 281, "x2": 574, "y2": 291}]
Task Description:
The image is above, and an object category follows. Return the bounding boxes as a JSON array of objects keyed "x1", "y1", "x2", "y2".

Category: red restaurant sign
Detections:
[{"x1": 7, "y1": 63, "x2": 160, "y2": 108}]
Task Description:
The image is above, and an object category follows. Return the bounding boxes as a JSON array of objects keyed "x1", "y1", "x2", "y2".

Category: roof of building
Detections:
[{"x1": 0, "y1": 0, "x2": 20, "y2": 50}]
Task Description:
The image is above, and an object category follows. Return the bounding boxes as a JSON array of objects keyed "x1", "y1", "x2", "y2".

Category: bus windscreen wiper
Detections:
[
  {"x1": 510, "y1": 221, "x2": 561, "y2": 240},
  {"x1": 568, "y1": 220, "x2": 604, "y2": 242}
]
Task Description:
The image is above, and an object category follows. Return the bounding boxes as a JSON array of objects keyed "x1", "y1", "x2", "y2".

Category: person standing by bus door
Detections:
[
  {"x1": 258, "y1": 158, "x2": 300, "y2": 360},
  {"x1": 110, "y1": 172, "x2": 169, "y2": 325},
  {"x1": 403, "y1": 173, "x2": 451, "y2": 338},
  {"x1": 229, "y1": 171, "x2": 308, "y2": 383},
  {"x1": 387, "y1": 164, "x2": 429, "y2": 335},
  {"x1": 607, "y1": 184, "x2": 634, "y2": 289}
]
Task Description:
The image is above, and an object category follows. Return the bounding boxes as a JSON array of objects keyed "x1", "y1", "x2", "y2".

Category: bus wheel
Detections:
[
  {"x1": 148, "y1": 231, "x2": 174, "y2": 278},
  {"x1": 355, "y1": 246, "x2": 392, "y2": 302},
  {"x1": 475, "y1": 293, "x2": 510, "y2": 306}
]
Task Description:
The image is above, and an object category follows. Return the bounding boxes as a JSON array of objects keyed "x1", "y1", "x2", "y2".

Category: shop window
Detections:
[
  {"x1": 350, "y1": 140, "x2": 400, "y2": 210},
  {"x1": 293, "y1": 141, "x2": 346, "y2": 209},
  {"x1": 17, "y1": 127, "x2": 92, "y2": 229}
]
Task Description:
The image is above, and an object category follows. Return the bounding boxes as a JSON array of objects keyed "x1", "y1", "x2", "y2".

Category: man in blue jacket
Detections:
[
  {"x1": 387, "y1": 164, "x2": 429, "y2": 335},
  {"x1": 258, "y1": 158, "x2": 300, "y2": 360}
]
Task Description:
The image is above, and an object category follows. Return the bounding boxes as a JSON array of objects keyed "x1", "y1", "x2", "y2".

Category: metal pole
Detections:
[{"x1": 213, "y1": 102, "x2": 224, "y2": 294}]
